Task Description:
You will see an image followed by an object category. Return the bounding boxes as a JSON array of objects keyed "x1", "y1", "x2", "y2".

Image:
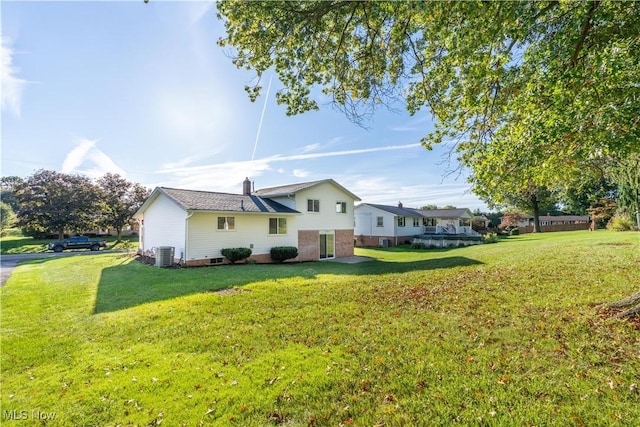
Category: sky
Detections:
[{"x1": 1, "y1": 1, "x2": 488, "y2": 211}]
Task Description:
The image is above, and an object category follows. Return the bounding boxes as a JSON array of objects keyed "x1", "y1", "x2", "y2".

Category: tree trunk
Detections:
[
  {"x1": 58, "y1": 229, "x2": 65, "y2": 240},
  {"x1": 116, "y1": 227, "x2": 122, "y2": 242},
  {"x1": 531, "y1": 195, "x2": 542, "y2": 233},
  {"x1": 604, "y1": 291, "x2": 640, "y2": 318}
]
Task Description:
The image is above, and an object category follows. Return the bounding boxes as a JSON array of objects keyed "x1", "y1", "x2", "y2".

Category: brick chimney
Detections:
[
  {"x1": 243, "y1": 177, "x2": 251, "y2": 195},
  {"x1": 398, "y1": 201, "x2": 403, "y2": 208}
]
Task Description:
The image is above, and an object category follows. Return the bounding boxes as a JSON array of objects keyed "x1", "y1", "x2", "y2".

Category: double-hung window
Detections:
[
  {"x1": 336, "y1": 201, "x2": 347, "y2": 214},
  {"x1": 269, "y1": 218, "x2": 287, "y2": 235},
  {"x1": 217, "y1": 216, "x2": 235, "y2": 230},
  {"x1": 307, "y1": 199, "x2": 320, "y2": 212},
  {"x1": 398, "y1": 217, "x2": 406, "y2": 227},
  {"x1": 376, "y1": 216, "x2": 384, "y2": 227}
]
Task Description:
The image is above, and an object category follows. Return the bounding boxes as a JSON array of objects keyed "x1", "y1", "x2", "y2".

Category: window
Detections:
[
  {"x1": 217, "y1": 216, "x2": 235, "y2": 230},
  {"x1": 269, "y1": 218, "x2": 287, "y2": 235},
  {"x1": 307, "y1": 199, "x2": 320, "y2": 212},
  {"x1": 398, "y1": 217, "x2": 406, "y2": 227},
  {"x1": 336, "y1": 201, "x2": 347, "y2": 214},
  {"x1": 413, "y1": 218, "x2": 420, "y2": 227},
  {"x1": 376, "y1": 216, "x2": 384, "y2": 227},
  {"x1": 423, "y1": 218, "x2": 436, "y2": 226}
]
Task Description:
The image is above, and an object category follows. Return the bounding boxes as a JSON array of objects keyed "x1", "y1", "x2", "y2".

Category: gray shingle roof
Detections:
[
  {"x1": 364, "y1": 203, "x2": 424, "y2": 217},
  {"x1": 160, "y1": 187, "x2": 299, "y2": 214}
]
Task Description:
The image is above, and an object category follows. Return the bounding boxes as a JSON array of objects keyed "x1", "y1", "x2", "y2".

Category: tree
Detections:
[
  {"x1": 419, "y1": 204, "x2": 438, "y2": 210},
  {"x1": 14, "y1": 170, "x2": 101, "y2": 239},
  {"x1": 218, "y1": 0, "x2": 640, "y2": 192},
  {"x1": 96, "y1": 173, "x2": 150, "y2": 241},
  {"x1": 1, "y1": 176, "x2": 24, "y2": 213},
  {"x1": 606, "y1": 153, "x2": 640, "y2": 228},
  {"x1": 0, "y1": 201, "x2": 17, "y2": 236}
]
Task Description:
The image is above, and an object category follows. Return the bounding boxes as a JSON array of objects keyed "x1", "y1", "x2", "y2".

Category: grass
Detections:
[
  {"x1": 0, "y1": 229, "x2": 138, "y2": 254},
  {"x1": 1, "y1": 231, "x2": 639, "y2": 426}
]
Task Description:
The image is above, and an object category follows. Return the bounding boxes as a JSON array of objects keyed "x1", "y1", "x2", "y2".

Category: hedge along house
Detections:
[{"x1": 133, "y1": 178, "x2": 360, "y2": 266}]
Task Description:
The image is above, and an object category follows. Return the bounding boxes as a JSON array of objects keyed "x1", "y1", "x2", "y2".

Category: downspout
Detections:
[{"x1": 184, "y1": 211, "x2": 194, "y2": 265}]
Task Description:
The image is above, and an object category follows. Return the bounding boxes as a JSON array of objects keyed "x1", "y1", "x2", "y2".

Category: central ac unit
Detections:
[{"x1": 155, "y1": 246, "x2": 174, "y2": 267}]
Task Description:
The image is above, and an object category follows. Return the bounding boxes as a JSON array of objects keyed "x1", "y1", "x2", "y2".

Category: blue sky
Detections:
[{"x1": 2, "y1": 1, "x2": 487, "y2": 210}]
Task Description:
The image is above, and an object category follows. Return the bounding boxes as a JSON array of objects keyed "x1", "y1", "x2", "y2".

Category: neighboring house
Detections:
[
  {"x1": 472, "y1": 215, "x2": 491, "y2": 229},
  {"x1": 500, "y1": 215, "x2": 590, "y2": 228},
  {"x1": 355, "y1": 203, "x2": 480, "y2": 247},
  {"x1": 354, "y1": 202, "x2": 425, "y2": 247},
  {"x1": 538, "y1": 215, "x2": 590, "y2": 226},
  {"x1": 134, "y1": 178, "x2": 360, "y2": 266}
]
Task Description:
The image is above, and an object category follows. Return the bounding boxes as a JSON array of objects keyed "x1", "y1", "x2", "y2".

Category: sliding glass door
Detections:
[{"x1": 319, "y1": 232, "x2": 335, "y2": 259}]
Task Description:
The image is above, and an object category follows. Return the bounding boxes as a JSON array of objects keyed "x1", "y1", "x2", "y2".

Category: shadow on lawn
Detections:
[{"x1": 93, "y1": 255, "x2": 482, "y2": 314}]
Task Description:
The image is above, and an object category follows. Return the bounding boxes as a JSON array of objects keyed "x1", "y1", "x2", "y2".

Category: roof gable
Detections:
[{"x1": 254, "y1": 179, "x2": 361, "y2": 201}]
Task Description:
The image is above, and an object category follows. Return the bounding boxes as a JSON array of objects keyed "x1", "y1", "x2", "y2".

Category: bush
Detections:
[
  {"x1": 483, "y1": 232, "x2": 499, "y2": 244},
  {"x1": 410, "y1": 242, "x2": 426, "y2": 249},
  {"x1": 220, "y1": 247, "x2": 252, "y2": 264},
  {"x1": 509, "y1": 228, "x2": 520, "y2": 236},
  {"x1": 270, "y1": 246, "x2": 298, "y2": 262},
  {"x1": 607, "y1": 215, "x2": 635, "y2": 231}
]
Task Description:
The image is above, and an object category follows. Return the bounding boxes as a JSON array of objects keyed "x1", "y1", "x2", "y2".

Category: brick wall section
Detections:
[
  {"x1": 298, "y1": 230, "x2": 319, "y2": 261},
  {"x1": 335, "y1": 229, "x2": 355, "y2": 257}
]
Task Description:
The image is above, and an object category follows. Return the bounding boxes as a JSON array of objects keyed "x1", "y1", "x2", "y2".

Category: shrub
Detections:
[
  {"x1": 509, "y1": 228, "x2": 520, "y2": 236},
  {"x1": 483, "y1": 232, "x2": 499, "y2": 244},
  {"x1": 220, "y1": 247, "x2": 252, "y2": 264},
  {"x1": 410, "y1": 242, "x2": 425, "y2": 249},
  {"x1": 607, "y1": 215, "x2": 635, "y2": 231},
  {"x1": 270, "y1": 246, "x2": 299, "y2": 262}
]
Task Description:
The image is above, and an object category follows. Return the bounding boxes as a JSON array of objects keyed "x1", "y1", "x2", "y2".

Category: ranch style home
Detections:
[
  {"x1": 133, "y1": 178, "x2": 360, "y2": 266},
  {"x1": 354, "y1": 203, "x2": 481, "y2": 247}
]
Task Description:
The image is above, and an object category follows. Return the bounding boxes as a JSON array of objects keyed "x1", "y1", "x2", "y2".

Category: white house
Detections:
[
  {"x1": 355, "y1": 203, "x2": 480, "y2": 247},
  {"x1": 133, "y1": 178, "x2": 360, "y2": 266},
  {"x1": 354, "y1": 202, "x2": 428, "y2": 247}
]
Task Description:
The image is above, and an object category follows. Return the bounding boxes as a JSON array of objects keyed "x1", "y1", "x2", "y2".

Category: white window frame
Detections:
[
  {"x1": 307, "y1": 199, "x2": 320, "y2": 213},
  {"x1": 398, "y1": 217, "x2": 406, "y2": 227},
  {"x1": 217, "y1": 216, "x2": 235, "y2": 231},
  {"x1": 269, "y1": 217, "x2": 287, "y2": 235},
  {"x1": 376, "y1": 216, "x2": 384, "y2": 227},
  {"x1": 335, "y1": 201, "x2": 347, "y2": 214}
]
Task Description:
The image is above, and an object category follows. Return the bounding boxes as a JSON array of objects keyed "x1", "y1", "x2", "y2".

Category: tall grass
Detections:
[{"x1": 1, "y1": 231, "x2": 639, "y2": 426}]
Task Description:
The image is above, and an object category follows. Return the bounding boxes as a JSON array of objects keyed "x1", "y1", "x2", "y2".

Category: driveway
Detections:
[{"x1": 0, "y1": 251, "x2": 124, "y2": 286}]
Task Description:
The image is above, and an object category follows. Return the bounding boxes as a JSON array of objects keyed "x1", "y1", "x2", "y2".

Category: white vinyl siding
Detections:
[
  {"x1": 293, "y1": 183, "x2": 355, "y2": 231},
  {"x1": 187, "y1": 212, "x2": 297, "y2": 261},
  {"x1": 139, "y1": 194, "x2": 186, "y2": 260}
]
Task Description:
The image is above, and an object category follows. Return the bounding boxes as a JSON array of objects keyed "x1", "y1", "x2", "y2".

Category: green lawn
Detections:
[{"x1": 1, "y1": 231, "x2": 639, "y2": 426}]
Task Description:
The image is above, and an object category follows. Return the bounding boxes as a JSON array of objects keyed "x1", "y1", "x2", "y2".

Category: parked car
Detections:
[{"x1": 48, "y1": 236, "x2": 107, "y2": 252}]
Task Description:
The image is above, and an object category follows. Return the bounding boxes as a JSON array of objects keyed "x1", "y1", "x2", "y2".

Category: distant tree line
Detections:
[{"x1": 1, "y1": 170, "x2": 150, "y2": 240}]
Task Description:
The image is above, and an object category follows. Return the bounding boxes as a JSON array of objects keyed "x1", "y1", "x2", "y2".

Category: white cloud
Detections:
[
  {"x1": 156, "y1": 143, "x2": 422, "y2": 192},
  {"x1": 1, "y1": 38, "x2": 28, "y2": 118},
  {"x1": 341, "y1": 176, "x2": 484, "y2": 210},
  {"x1": 62, "y1": 138, "x2": 126, "y2": 178},
  {"x1": 293, "y1": 169, "x2": 309, "y2": 178}
]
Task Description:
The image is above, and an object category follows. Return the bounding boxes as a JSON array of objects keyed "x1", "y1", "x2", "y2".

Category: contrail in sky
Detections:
[{"x1": 252, "y1": 74, "x2": 273, "y2": 161}]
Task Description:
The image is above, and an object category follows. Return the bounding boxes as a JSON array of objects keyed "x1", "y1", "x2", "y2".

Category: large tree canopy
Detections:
[
  {"x1": 218, "y1": 0, "x2": 640, "y2": 198},
  {"x1": 96, "y1": 173, "x2": 150, "y2": 241},
  {"x1": 14, "y1": 170, "x2": 101, "y2": 239}
]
